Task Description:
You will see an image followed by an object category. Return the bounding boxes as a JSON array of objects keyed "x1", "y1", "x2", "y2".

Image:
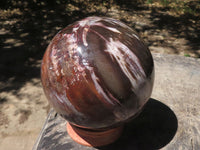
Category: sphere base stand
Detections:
[{"x1": 67, "y1": 123, "x2": 124, "y2": 147}]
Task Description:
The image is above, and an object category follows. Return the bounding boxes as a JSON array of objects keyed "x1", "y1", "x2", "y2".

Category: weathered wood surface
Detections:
[{"x1": 33, "y1": 54, "x2": 200, "y2": 150}]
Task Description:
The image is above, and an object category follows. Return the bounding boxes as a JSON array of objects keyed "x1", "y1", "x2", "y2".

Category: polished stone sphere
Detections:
[{"x1": 41, "y1": 16, "x2": 154, "y2": 129}]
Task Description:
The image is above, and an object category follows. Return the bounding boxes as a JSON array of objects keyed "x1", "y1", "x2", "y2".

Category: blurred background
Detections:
[{"x1": 0, "y1": 0, "x2": 199, "y2": 149}]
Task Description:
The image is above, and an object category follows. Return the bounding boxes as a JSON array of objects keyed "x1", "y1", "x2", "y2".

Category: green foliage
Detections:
[
  {"x1": 184, "y1": 54, "x2": 191, "y2": 57},
  {"x1": 146, "y1": 0, "x2": 153, "y2": 4}
]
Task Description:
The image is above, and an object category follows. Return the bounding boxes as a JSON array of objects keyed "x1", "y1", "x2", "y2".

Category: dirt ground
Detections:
[{"x1": 0, "y1": 1, "x2": 200, "y2": 150}]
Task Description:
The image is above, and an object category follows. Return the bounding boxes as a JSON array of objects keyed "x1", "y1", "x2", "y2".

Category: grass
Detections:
[{"x1": 184, "y1": 53, "x2": 191, "y2": 57}]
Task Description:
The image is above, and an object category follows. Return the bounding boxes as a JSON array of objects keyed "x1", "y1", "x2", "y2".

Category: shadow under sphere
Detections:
[{"x1": 100, "y1": 98, "x2": 178, "y2": 150}]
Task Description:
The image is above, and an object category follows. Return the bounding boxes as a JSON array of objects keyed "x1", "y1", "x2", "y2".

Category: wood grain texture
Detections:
[{"x1": 34, "y1": 54, "x2": 200, "y2": 150}]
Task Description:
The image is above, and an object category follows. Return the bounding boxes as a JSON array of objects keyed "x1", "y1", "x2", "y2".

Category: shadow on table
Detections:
[
  {"x1": 99, "y1": 98, "x2": 178, "y2": 150},
  {"x1": 35, "y1": 98, "x2": 178, "y2": 150}
]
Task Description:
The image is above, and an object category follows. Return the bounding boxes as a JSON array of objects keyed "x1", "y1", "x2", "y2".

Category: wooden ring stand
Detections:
[{"x1": 67, "y1": 123, "x2": 124, "y2": 147}]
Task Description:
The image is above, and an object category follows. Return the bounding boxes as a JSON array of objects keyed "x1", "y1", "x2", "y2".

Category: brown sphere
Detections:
[{"x1": 41, "y1": 16, "x2": 154, "y2": 129}]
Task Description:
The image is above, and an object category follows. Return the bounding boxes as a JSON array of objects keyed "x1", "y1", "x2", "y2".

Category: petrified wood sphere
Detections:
[{"x1": 41, "y1": 17, "x2": 154, "y2": 130}]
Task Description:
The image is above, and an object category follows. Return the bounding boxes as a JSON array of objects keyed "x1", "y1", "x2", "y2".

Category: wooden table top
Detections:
[{"x1": 33, "y1": 54, "x2": 200, "y2": 150}]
